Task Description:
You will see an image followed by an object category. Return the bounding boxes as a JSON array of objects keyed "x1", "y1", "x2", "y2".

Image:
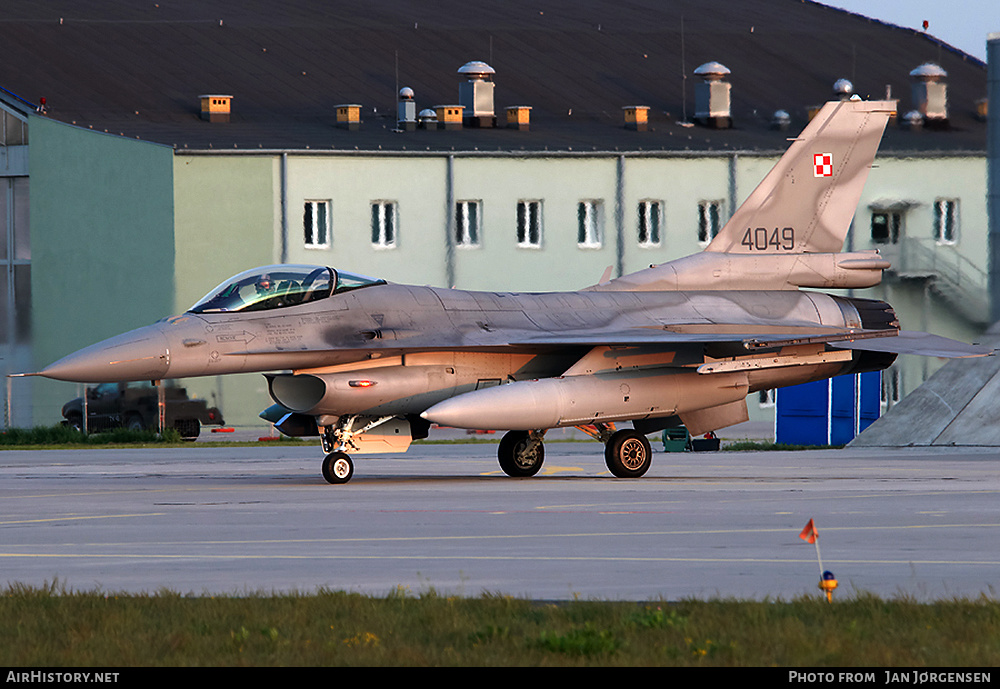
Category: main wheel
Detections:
[
  {"x1": 498, "y1": 430, "x2": 544, "y2": 477},
  {"x1": 604, "y1": 429, "x2": 652, "y2": 478},
  {"x1": 322, "y1": 451, "x2": 354, "y2": 484}
]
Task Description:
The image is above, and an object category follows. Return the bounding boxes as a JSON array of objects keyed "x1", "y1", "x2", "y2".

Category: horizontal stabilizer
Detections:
[{"x1": 831, "y1": 331, "x2": 994, "y2": 358}]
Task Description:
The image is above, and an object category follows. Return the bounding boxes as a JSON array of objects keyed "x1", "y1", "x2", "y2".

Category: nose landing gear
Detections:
[{"x1": 322, "y1": 451, "x2": 354, "y2": 484}]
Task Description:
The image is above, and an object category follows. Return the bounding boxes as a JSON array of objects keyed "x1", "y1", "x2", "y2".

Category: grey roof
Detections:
[{"x1": 0, "y1": 0, "x2": 988, "y2": 153}]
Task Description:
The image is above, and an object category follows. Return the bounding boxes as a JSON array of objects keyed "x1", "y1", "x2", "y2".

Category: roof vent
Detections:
[
  {"x1": 693, "y1": 62, "x2": 731, "y2": 129},
  {"x1": 434, "y1": 105, "x2": 464, "y2": 131},
  {"x1": 833, "y1": 79, "x2": 854, "y2": 100},
  {"x1": 458, "y1": 61, "x2": 496, "y2": 128},
  {"x1": 909, "y1": 63, "x2": 948, "y2": 128},
  {"x1": 200, "y1": 95, "x2": 232, "y2": 123},
  {"x1": 901, "y1": 110, "x2": 924, "y2": 131},
  {"x1": 398, "y1": 87, "x2": 416, "y2": 132},
  {"x1": 771, "y1": 109, "x2": 791, "y2": 131},
  {"x1": 505, "y1": 105, "x2": 531, "y2": 131},
  {"x1": 418, "y1": 108, "x2": 438, "y2": 130},
  {"x1": 622, "y1": 106, "x2": 650, "y2": 131},
  {"x1": 335, "y1": 104, "x2": 362, "y2": 131}
]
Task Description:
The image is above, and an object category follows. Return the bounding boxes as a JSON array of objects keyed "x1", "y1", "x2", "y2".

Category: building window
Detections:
[
  {"x1": 371, "y1": 201, "x2": 397, "y2": 248},
  {"x1": 934, "y1": 198, "x2": 958, "y2": 245},
  {"x1": 758, "y1": 389, "x2": 775, "y2": 408},
  {"x1": 577, "y1": 200, "x2": 603, "y2": 248},
  {"x1": 871, "y1": 211, "x2": 901, "y2": 245},
  {"x1": 698, "y1": 200, "x2": 723, "y2": 245},
  {"x1": 637, "y1": 200, "x2": 662, "y2": 247},
  {"x1": 517, "y1": 200, "x2": 542, "y2": 248},
  {"x1": 303, "y1": 200, "x2": 330, "y2": 248},
  {"x1": 455, "y1": 200, "x2": 481, "y2": 247}
]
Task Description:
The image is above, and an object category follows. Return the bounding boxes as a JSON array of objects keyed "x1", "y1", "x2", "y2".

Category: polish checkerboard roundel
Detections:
[{"x1": 813, "y1": 153, "x2": 833, "y2": 177}]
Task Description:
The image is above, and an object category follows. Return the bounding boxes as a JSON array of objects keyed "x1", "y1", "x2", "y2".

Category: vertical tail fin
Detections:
[{"x1": 706, "y1": 99, "x2": 896, "y2": 255}]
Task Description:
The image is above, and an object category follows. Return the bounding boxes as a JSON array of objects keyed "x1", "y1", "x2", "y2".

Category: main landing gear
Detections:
[
  {"x1": 603, "y1": 429, "x2": 652, "y2": 478},
  {"x1": 497, "y1": 430, "x2": 545, "y2": 477},
  {"x1": 496, "y1": 424, "x2": 653, "y2": 479}
]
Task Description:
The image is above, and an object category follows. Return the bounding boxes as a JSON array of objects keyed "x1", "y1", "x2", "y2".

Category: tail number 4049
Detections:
[{"x1": 741, "y1": 227, "x2": 795, "y2": 251}]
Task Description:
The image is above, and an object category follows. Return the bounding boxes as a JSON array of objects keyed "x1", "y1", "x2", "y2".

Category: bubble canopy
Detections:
[{"x1": 188, "y1": 265, "x2": 385, "y2": 313}]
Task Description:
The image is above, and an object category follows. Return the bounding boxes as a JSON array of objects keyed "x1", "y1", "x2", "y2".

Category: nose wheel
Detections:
[
  {"x1": 322, "y1": 451, "x2": 355, "y2": 484},
  {"x1": 604, "y1": 429, "x2": 652, "y2": 478}
]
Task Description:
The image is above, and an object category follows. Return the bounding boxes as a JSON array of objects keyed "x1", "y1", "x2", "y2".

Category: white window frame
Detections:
[
  {"x1": 638, "y1": 199, "x2": 663, "y2": 247},
  {"x1": 698, "y1": 200, "x2": 723, "y2": 246},
  {"x1": 933, "y1": 198, "x2": 958, "y2": 245},
  {"x1": 577, "y1": 200, "x2": 604, "y2": 249},
  {"x1": 303, "y1": 200, "x2": 331, "y2": 249},
  {"x1": 517, "y1": 200, "x2": 543, "y2": 248},
  {"x1": 371, "y1": 201, "x2": 398, "y2": 249},
  {"x1": 455, "y1": 200, "x2": 481, "y2": 248}
]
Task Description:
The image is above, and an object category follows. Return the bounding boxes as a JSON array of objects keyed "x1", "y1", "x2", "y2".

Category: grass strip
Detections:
[{"x1": 2, "y1": 582, "x2": 998, "y2": 666}]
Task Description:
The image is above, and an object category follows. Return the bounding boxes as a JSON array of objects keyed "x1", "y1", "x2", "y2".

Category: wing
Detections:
[{"x1": 506, "y1": 326, "x2": 991, "y2": 358}]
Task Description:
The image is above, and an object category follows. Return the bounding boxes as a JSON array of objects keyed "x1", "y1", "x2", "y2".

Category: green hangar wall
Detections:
[{"x1": 27, "y1": 117, "x2": 175, "y2": 421}]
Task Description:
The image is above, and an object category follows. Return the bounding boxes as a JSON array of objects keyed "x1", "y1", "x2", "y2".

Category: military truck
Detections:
[{"x1": 61, "y1": 382, "x2": 224, "y2": 440}]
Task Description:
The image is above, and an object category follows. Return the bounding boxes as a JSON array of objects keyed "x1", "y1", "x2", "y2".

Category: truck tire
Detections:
[
  {"x1": 175, "y1": 419, "x2": 201, "y2": 441},
  {"x1": 65, "y1": 413, "x2": 84, "y2": 433}
]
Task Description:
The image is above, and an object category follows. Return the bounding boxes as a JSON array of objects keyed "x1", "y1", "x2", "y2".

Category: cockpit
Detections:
[{"x1": 188, "y1": 265, "x2": 385, "y2": 313}]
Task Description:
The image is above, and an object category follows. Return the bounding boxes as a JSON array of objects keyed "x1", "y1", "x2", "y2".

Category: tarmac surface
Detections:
[{"x1": 2, "y1": 436, "x2": 999, "y2": 601}]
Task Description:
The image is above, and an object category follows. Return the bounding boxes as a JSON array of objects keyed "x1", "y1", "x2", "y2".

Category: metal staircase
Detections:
[{"x1": 883, "y1": 238, "x2": 989, "y2": 326}]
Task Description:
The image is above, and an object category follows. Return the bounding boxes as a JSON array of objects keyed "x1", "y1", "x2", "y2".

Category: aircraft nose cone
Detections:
[{"x1": 39, "y1": 325, "x2": 171, "y2": 383}]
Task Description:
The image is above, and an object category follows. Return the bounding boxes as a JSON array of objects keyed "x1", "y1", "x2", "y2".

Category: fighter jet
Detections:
[{"x1": 36, "y1": 99, "x2": 989, "y2": 483}]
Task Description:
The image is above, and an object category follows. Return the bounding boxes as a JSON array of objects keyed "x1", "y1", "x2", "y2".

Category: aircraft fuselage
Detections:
[{"x1": 41, "y1": 282, "x2": 895, "y2": 429}]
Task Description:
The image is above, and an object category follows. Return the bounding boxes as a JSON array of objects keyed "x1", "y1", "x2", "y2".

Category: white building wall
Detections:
[
  {"x1": 451, "y1": 156, "x2": 618, "y2": 291},
  {"x1": 171, "y1": 148, "x2": 988, "y2": 431},
  {"x1": 284, "y1": 155, "x2": 450, "y2": 287}
]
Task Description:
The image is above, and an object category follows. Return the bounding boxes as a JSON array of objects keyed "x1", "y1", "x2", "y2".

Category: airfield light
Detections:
[{"x1": 819, "y1": 570, "x2": 838, "y2": 603}]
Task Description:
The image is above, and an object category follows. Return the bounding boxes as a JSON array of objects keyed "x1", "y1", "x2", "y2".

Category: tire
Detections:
[
  {"x1": 175, "y1": 419, "x2": 201, "y2": 441},
  {"x1": 322, "y1": 452, "x2": 354, "y2": 484},
  {"x1": 498, "y1": 430, "x2": 544, "y2": 477},
  {"x1": 604, "y1": 429, "x2": 652, "y2": 478},
  {"x1": 65, "y1": 413, "x2": 84, "y2": 433},
  {"x1": 125, "y1": 414, "x2": 145, "y2": 432}
]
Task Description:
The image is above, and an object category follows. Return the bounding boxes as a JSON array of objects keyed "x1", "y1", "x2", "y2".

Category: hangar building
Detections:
[{"x1": 0, "y1": 1, "x2": 991, "y2": 428}]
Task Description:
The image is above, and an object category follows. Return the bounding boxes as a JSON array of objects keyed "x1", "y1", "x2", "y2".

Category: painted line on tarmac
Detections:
[
  {"x1": 0, "y1": 513, "x2": 166, "y2": 525},
  {"x1": 1, "y1": 552, "x2": 999, "y2": 566},
  {"x1": 4, "y1": 522, "x2": 998, "y2": 546}
]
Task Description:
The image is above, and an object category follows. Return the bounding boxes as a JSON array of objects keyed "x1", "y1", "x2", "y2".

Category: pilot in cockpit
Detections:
[{"x1": 255, "y1": 274, "x2": 275, "y2": 297}]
